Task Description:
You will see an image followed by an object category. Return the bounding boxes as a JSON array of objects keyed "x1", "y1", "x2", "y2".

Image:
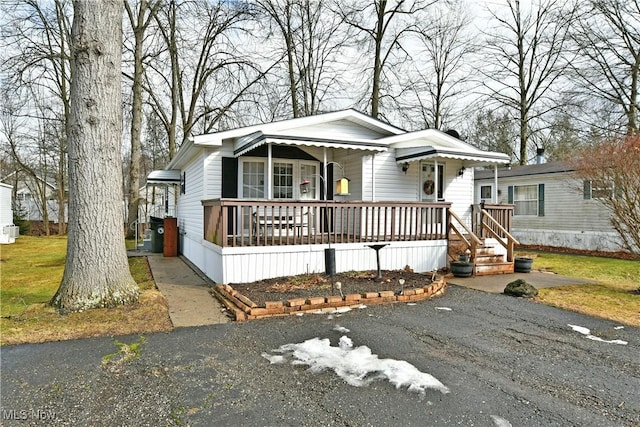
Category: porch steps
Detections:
[
  {"x1": 449, "y1": 235, "x2": 515, "y2": 276},
  {"x1": 474, "y1": 261, "x2": 514, "y2": 276},
  {"x1": 473, "y1": 244, "x2": 514, "y2": 276}
]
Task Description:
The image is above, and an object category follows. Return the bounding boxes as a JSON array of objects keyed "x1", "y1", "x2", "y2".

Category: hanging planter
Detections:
[
  {"x1": 514, "y1": 257, "x2": 533, "y2": 273},
  {"x1": 450, "y1": 261, "x2": 474, "y2": 278}
]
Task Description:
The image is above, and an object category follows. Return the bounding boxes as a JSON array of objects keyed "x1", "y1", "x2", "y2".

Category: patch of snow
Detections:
[
  {"x1": 568, "y1": 324, "x2": 628, "y2": 345},
  {"x1": 358, "y1": 304, "x2": 367, "y2": 309},
  {"x1": 333, "y1": 307, "x2": 352, "y2": 314},
  {"x1": 333, "y1": 325, "x2": 350, "y2": 333},
  {"x1": 490, "y1": 415, "x2": 512, "y2": 427},
  {"x1": 263, "y1": 335, "x2": 449, "y2": 396},
  {"x1": 296, "y1": 313, "x2": 304, "y2": 317},
  {"x1": 406, "y1": 303, "x2": 417, "y2": 306},
  {"x1": 614, "y1": 326, "x2": 624, "y2": 330},
  {"x1": 435, "y1": 307, "x2": 452, "y2": 311},
  {"x1": 261, "y1": 353, "x2": 286, "y2": 364}
]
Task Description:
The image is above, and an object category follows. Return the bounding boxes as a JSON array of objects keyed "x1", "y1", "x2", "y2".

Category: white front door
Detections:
[{"x1": 420, "y1": 161, "x2": 444, "y2": 201}]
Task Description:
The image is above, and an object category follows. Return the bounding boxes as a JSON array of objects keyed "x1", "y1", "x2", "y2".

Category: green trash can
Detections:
[{"x1": 149, "y1": 216, "x2": 165, "y2": 253}]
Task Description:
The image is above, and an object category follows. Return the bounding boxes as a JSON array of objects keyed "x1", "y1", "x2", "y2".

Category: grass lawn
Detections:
[
  {"x1": 1, "y1": 236, "x2": 172, "y2": 346},
  {"x1": 520, "y1": 251, "x2": 640, "y2": 327}
]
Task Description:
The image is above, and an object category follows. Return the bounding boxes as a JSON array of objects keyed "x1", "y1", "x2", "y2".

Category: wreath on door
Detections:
[{"x1": 423, "y1": 179, "x2": 435, "y2": 196}]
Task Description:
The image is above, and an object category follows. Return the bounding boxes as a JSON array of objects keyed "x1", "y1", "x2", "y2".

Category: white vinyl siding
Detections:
[
  {"x1": 476, "y1": 173, "x2": 612, "y2": 232},
  {"x1": 177, "y1": 150, "x2": 205, "y2": 242}
]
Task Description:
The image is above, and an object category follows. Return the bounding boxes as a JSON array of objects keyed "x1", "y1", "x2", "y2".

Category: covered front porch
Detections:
[{"x1": 195, "y1": 199, "x2": 516, "y2": 283}]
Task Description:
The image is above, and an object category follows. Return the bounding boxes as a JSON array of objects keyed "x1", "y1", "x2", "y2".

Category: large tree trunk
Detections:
[{"x1": 51, "y1": 0, "x2": 138, "y2": 313}]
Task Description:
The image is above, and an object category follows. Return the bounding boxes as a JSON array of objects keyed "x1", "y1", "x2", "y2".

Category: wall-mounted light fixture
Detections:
[
  {"x1": 458, "y1": 166, "x2": 466, "y2": 176},
  {"x1": 401, "y1": 162, "x2": 410, "y2": 174}
]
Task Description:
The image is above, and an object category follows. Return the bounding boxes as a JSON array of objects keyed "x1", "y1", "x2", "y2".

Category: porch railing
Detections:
[
  {"x1": 472, "y1": 203, "x2": 518, "y2": 262},
  {"x1": 202, "y1": 199, "x2": 451, "y2": 247}
]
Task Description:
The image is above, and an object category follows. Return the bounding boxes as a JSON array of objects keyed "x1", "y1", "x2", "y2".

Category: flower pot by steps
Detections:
[
  {"x1": 450, "y1": 261, "x2": 474, "y2": 278},
  {"x1": 514, "y1": 257, "x2": 533, "y2": 273}
]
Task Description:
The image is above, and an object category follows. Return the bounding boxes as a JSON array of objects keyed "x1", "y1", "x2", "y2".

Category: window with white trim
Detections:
[
  {"x1": 240, "y1": 158, "x2": 320, "y2": 200},
  {"x1": 242, "y1": 161, "x2": 265, "y2": 198},
  {"x1": 273, "y1": 162, "x2": 294, "y2": 199},
  {"x1": 513, "y1": 185, "x2": 538, "y2": 216}
]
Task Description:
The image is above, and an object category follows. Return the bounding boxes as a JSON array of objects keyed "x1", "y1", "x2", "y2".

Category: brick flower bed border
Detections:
[{"x1": 210, "y1": 276, "x2": 447, "y2": 321}]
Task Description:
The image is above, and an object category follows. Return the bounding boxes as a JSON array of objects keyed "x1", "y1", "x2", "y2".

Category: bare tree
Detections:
[
  {"x1": 569, "y1": 0, "x2": 640, "y2": 136},
  {"x1": 0, "y1": 88, "x2": 54, "y2": 234},
  {"x1": 51, "y1": 0, "x2": 138, "y2": 313},
  {"x1": 466, "y1": 108, "x2": 518, "y2": 162},
  {"x1": 571, "y1": 134, "x2": 640, "y2": 254},
  {"x1": 334, "y1": 0, "x2": 434, "y2": 119},
  {"x1": 480, "y1": 0, "x2": 576, "y2": 165},
  {"x1": 123, "y1": 0, "x2": 160, "y2": 237},
  {"x1": 1, "y1": 0, "x2": 73, "y2": 233},
  {"x1": 257, "y1": 0, "x2": 347, "y2": 117},
  {"x1": 146, "y1": 0, "x2": 272, "y2": 158},
  {"x1": 401, "y1": 1, "x2": 476, "y2": 130}
]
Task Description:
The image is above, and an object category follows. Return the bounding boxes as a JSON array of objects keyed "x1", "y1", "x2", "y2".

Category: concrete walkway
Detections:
[
  {"x1": 145, "y1": 254, "x2": 230, "y2": 327},
  {"x1": 448, "y1": 270, "x2": 595, "y2": 293}
]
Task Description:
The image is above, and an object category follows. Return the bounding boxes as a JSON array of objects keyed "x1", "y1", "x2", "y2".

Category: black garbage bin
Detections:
[{"x1": 149, "y1": 216, "x2": 165, "y2": 253}]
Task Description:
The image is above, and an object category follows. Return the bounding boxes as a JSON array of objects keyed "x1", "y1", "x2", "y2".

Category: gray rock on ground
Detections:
[{"x1": 504, "y1": 279, "x2": 538, "y2": 298}]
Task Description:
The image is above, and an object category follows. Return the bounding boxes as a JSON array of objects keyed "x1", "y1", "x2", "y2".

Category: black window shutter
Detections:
[
  {"x1": 221, "y1": 157, "x2": 238, "y2": 235},
  {"x1": 507, "y1": 186, "x2": 514, "y2": 204},
  {"x1": 538, "y1": 184, "x2": 545, "y2": 216},
  {"x1": 222, "y1": 157, "x2": 238, "y2": 198},
  {"x1": 583, "y1": 181, "x2": 591, "y2": 200}
]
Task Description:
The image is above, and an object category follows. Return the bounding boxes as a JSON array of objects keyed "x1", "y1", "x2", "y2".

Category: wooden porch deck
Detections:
[{"x1": 202, "y1": 199, "x2": 451, "y2": 248}]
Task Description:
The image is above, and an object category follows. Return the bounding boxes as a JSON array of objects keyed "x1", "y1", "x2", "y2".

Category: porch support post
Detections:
[
  {"x1": 371, "y1": 153, "x2": 376, "y2": 201},
  {"x1": 434, "y1": 159, "x2": 439, "y2": 201},
  {"x1": 494, "y1": 164, "x2": 498, "y2": 203},
  {"x1": 323, "y1": 148, "x2": 328, "y2": 200},
  {"x1": 267, "y1": 143, "x2": 272, "y2": 199}
]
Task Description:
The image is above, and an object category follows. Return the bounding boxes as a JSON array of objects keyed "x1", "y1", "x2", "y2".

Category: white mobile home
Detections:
[
  {"x1": 474, "y1": 161, "x2": 623, "y2": 252},
  {"x1": 153, "y1": 110, "x2": 513, "y2": 284}
]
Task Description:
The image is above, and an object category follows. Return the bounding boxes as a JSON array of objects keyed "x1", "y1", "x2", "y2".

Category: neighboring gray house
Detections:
[
  {"x1": 474, "y1": 161, "x2": 623, "y2": 252},
  {"x1": 1, "y1": 171, "x2": 67, "y2": 224},
  {"x1": 151, "y1": 109, "x2": 514, "y2": 284}
]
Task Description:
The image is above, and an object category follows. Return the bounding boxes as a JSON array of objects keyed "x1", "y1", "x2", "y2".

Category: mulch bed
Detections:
[
  {"x1": 228, "y1": 269, "x2": 438, "y2": 307},
  {"x1": 519, "y1": 245, "x2": 639, "y2": 261}
]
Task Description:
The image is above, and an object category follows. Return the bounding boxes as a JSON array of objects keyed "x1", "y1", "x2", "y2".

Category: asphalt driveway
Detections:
[{"x1": 1, "y1": 285, "x2": 638, "y2": 426}]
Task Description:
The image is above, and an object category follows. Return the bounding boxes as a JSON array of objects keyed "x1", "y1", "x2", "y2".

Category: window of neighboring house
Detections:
[
  {"x1": 480, "y1": 185, "x2": 492, "y2": 202},
  {"x1": 583, "y1": 180, "x2": 613, "y2": 199},
  {"x1": 242, "y1": 161, "x2": 265, "y2": 198},
  {"x1": 509, "y1": 184, "x2": 545, "y2": 216}
]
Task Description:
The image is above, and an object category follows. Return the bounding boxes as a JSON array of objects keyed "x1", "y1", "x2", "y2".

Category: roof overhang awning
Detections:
[
  {"x1": 396, "y1": 146, "x2": 510, "y2": 165},
  {"x1": 233, "y1": 132, "x2": 388, "y2": 157},
  {"x1": 147, "y1": 169, "x2": 181, "y2": 184}
]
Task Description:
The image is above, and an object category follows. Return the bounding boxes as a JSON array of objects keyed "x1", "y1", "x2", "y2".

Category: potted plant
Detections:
[
  {"x1": 450, "y1": 256, "x2": 474, "y2": 278},
  {"x1": 514, "y1": 256, "x2": 534, "y2": 273}
]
